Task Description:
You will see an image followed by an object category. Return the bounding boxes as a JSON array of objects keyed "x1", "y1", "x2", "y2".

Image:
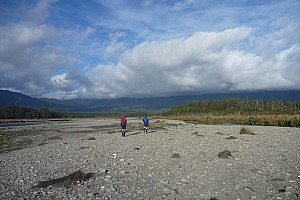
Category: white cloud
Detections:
[
  {"x1": 50, "y1": 73, "x2": 71, "y2": 88},
  {"x1": 0, "y1": 3, "x2": 78, "y2": 97},
  {"x1": 82, "y1": 25, "x2": 300, "y2": 98},
  {"x1": 171, "y1": 0, "x2": 197, "y2": 11},
  {"x1": 103, "y1": 32, "x2": 127, "y2": 60},
  {"x1": 1, "y1": 0, "x2": 299, "y2": 99},
  {"x1": 26, "y1": 0, "x2": 58, "y2": 24}
]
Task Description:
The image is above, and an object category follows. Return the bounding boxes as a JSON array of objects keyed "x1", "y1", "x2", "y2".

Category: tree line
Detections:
[
  {"x1": 0, "y1": 107, "x2": 64, "y2": 119},
  {"x1": 0, "y1": 106, "x2": 149, "y2": 119},
  {"x1": 161, "y1": 98, "x2": 300, "y2": 127},
  {"x1": 163, "y1": 98, "x2": 300, "y2": 116}
]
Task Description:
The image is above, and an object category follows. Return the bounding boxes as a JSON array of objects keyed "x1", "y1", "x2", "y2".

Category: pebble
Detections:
[{"x1": 0, "y1": 118, "x2": 299, "y2": 199}]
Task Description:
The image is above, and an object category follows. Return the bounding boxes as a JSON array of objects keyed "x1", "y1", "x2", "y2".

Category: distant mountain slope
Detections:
[
  {"x1": 1, "y1": 90, "x2": 299, "y2": 113},
  {"x1": 0, "y1": 90, "x2": 45, "y2": 107}
]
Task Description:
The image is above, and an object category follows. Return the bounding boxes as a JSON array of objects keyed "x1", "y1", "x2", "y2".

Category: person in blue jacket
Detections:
[{"x1": 143, "y1": 115, "x2": 149, "y2": 133}]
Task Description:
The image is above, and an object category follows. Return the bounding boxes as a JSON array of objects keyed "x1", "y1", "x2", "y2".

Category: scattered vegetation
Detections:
[
  {"x1": 162, "y1": 114, "x2": 300, "y2": 127},
  {"x1": 38, "y1": 141, "x2": 47, "y2": 146},
  {"x1": 0, "y1": 134, "x2": 32, "y2": 153},
  {"x1": 239, "y1": 127, "x2": 255, "y2": 135},
  {"x1": 192, "y1": 131, "x2": 205, "y2": 137},
  {"x1": 0, "y1": 134, "x2": 13, "y2": 146},
  {"x1": 161, "y1": 98, "x2": 300, "y2": 127},
  {"x1": 226, "y1": 135, "x2": 238, "y2": 139}
]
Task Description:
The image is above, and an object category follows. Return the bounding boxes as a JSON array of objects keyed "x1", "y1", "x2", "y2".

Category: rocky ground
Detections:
[{"x1": 0, "y1": 118, "x2": 299, "y2": 200}]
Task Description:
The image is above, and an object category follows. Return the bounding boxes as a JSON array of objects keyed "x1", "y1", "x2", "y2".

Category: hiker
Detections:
[
  {"x1": 120, "y1": 115, "x2": 127, "y2": 137},
  {"x1": 143, "y1": 115, "x2": 149, "y2": 133}
]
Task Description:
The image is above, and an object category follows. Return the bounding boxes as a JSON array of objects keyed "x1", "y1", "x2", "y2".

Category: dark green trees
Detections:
[{"x1": 0, "y1": 107, "x2": 63, "y2": 119}]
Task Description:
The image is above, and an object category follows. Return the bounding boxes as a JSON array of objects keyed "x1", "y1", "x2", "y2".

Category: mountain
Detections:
[
  {"x1": 0, "y1": 90, "x2": 45, "y2": 107},
  {"x1": 0, "y1": 90, "x2": 299, "y2": 113}
]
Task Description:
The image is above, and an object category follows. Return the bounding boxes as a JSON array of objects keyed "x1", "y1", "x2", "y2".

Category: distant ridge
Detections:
[
  {"x1": 0, "y1": 90, "x2": 299, "y2": 113},
  {"x1": 0, "y1": 90, "x2": 44, "y2": 107}
]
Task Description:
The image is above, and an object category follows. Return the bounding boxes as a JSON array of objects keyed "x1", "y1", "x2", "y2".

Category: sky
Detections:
[{"x1": 0, "y1": 0, "x2": 299, "y2": 99}]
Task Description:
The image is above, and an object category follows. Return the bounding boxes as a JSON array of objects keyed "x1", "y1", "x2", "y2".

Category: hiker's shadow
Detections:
[
  {"x1": 146, "y1": 130, "x2": 156, "y2": 134},
  {"x1": 126, "y1": 130, "x2": 156, "y2": 137},
  {"x1": 126, "y1": 131, "x2": 140, "y2": 136}
]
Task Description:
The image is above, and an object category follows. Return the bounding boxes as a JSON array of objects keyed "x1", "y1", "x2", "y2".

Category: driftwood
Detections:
[{"x1": 35, "y1": 170, "x2": 94, "y2": 188}]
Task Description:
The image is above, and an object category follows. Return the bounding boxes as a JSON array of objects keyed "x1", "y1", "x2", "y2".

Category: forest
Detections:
[
  {"x1": 0, "y1": 107, "x2": 64, "y2": 119},
  {"x1": 0, "y1": 106, "x2": 145, "y2": 119},
  {"x1": 162, "y1": 98, "x2": 300, "y2": 127},
  {"x1": 163, "y1": 98, "x2": 300, "y2": 115}
]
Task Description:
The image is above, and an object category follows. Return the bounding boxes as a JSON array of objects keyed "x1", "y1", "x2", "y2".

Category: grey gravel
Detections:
[{"x1": 0, "y1": 118, "x2": 299, "y2": 200}]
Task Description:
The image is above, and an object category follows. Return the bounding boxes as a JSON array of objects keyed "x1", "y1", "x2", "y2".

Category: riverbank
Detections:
[{"x1": 0, "y1": 118, "x2": 299, "y2": 199}]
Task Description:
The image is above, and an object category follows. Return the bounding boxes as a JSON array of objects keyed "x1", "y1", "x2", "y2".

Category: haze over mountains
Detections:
[{"x1": 0, "y1": 90, "x2": 299, "y2": 113}]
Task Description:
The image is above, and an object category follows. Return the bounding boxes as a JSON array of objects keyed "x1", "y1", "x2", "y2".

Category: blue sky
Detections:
[{"x1": 0, "y1": 0, "x2": 299, "y2": 99}]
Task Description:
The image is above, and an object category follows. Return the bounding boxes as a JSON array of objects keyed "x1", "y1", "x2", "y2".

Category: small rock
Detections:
[
  {"x1": 278, "y1": 188, "x2": 286, "y2": 193},
  {"x1": 218, "y1": 150, "x2": 232, "y2": 158},
  {"x1": 171, "y1": 153, "x2": 181, "y2": 158}
]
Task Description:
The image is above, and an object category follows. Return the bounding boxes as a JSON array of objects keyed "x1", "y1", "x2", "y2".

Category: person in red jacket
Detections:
[{"x1": 120, "y1": 115, "x2": 127, "y2": 137}]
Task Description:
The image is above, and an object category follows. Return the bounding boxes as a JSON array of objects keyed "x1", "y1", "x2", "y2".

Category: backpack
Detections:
[
  {"x1": 121, "y1": 115, "x2": 126, "y2": 125},
  {"x1": 143, "y1": 117, "x2": 149, "y2": 125}
]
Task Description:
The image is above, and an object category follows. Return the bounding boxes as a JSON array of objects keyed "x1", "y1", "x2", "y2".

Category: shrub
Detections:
[{"x1": 240, "y1": 127, "x2": 255, "y2": 135}]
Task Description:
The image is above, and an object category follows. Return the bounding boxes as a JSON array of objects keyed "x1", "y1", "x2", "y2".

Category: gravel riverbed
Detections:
[{"x1": 0, "y1": 118, "x2": 299, "y2": 200}]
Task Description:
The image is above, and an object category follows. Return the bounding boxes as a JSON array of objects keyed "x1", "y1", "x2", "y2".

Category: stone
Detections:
[{"x1": 218, "y1": 150, "x2": 232, "y2": 158}]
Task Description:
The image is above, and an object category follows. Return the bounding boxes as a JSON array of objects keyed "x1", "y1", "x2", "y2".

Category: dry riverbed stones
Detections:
[{"x1": 0, "y1": 118, "x2": 299, "y2": 199}]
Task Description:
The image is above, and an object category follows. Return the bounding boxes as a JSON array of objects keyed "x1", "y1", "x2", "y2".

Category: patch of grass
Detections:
[
  {"x1": 226, "y1": 135, "x2": 238, "y2": 139},
  {"x1": 269, "y1": 178, "x2": 285, "y2": 182},
  {"x1": 38, "y1": 141, "x2": 47, "y2": 146},
  {"x1": 160, "y1": 114, "x2": 300, "y2": 127},
  {"x1": 0, "y1": 134, "x2": 13, "y2": 146},
  {"x1": 192, "y1": 131, "x2": 204, "y2": 137},
  {"x1": 0, "y1": 135, "x2": 32, "y2": 154},
  {"x1": 240, "y1": 127, "x2": 255, "y2": 135}
]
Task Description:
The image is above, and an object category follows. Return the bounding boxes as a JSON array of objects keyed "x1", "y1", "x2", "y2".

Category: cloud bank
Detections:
[
  {"x1": 0, "y1": 0, "x2": 299, "y2": 99},
  {"x1": 85, "y1": 25, "x2": 300, "y2": 98}
]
